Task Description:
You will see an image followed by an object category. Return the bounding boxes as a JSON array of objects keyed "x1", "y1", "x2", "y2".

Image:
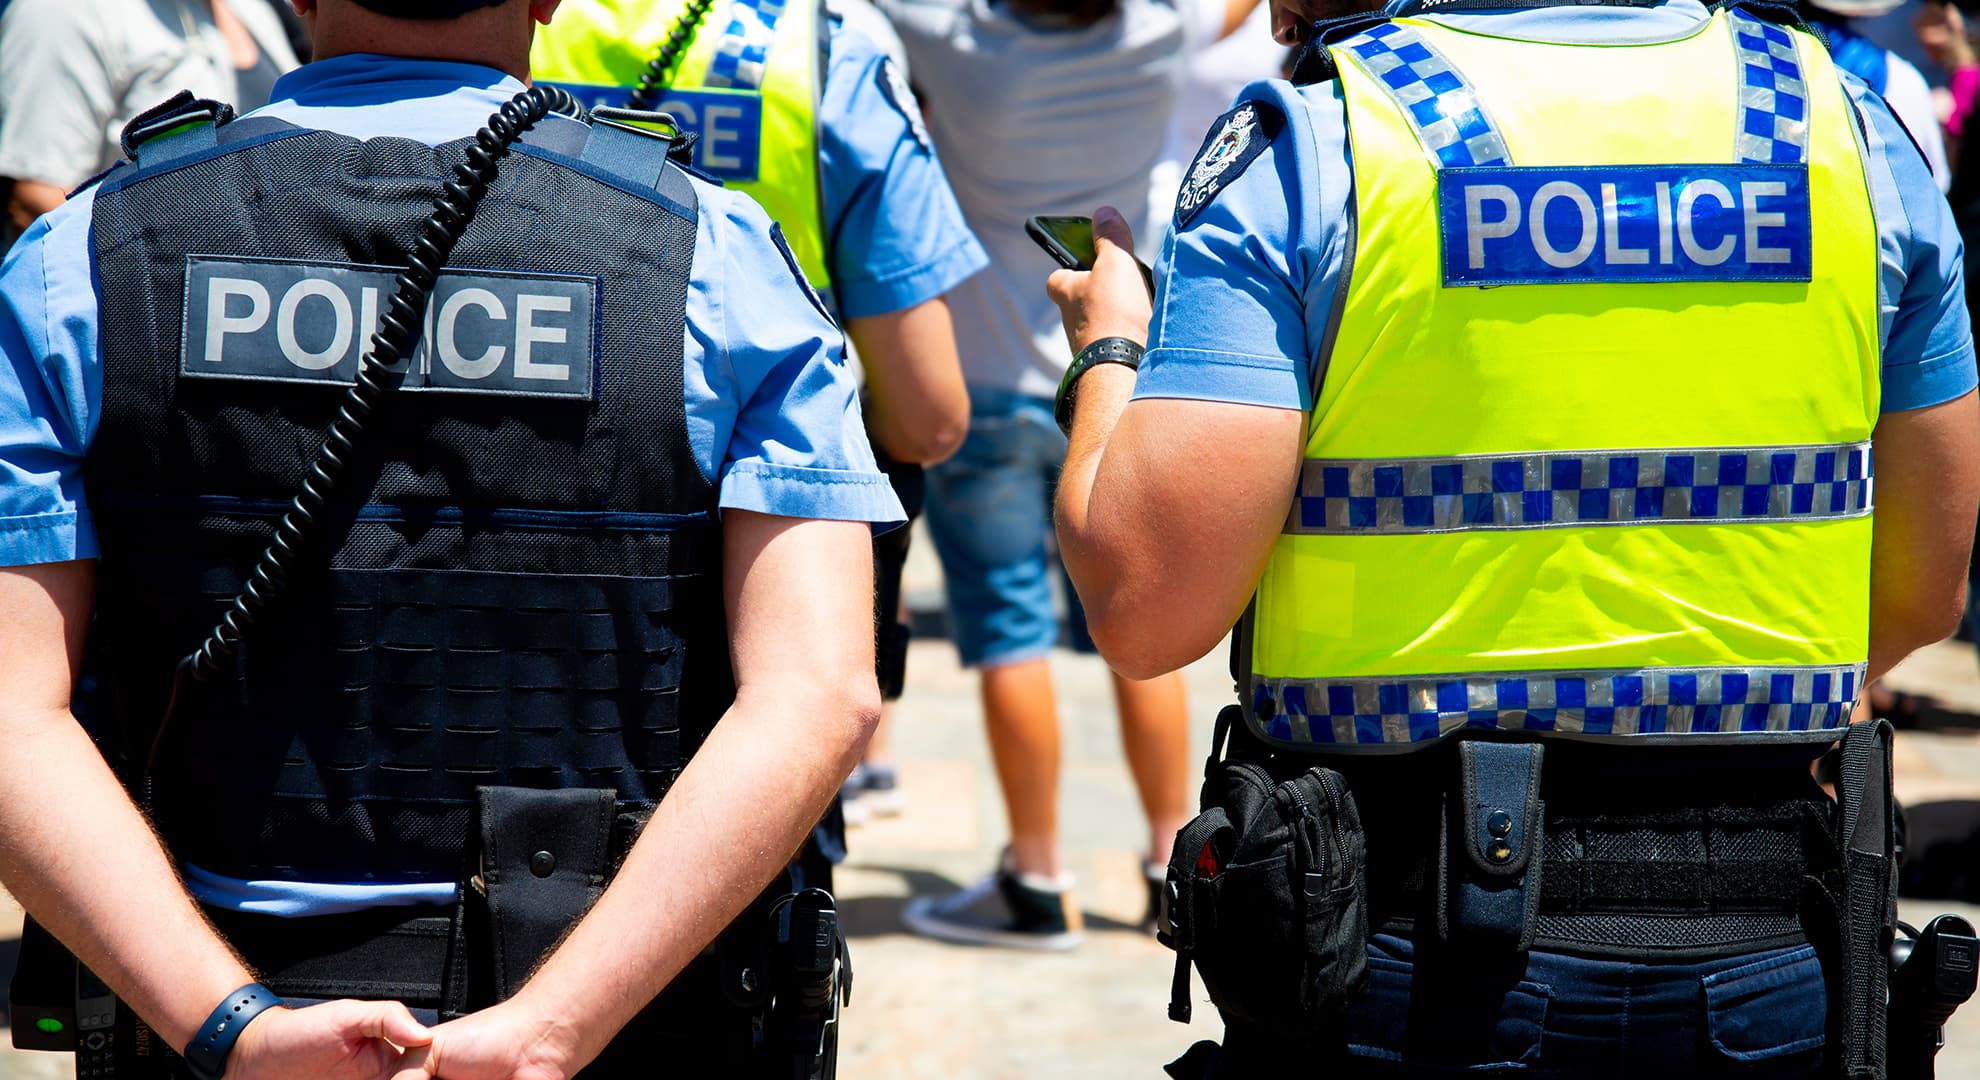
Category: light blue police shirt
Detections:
[
  {"x1": 1137, "y1": 0, "x2": 1978, "y2": 414},
  {"x1": 548, "y1": 17, "x2": 988, "y2": 320},
  {"x1": 0, "y1": 54, "x2": 904, "y2": 914}
]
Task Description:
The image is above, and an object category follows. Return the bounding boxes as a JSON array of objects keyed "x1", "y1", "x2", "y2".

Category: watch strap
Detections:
[
  {"x1": 1055, "y1": 337, "x2": 1144, "y2": 435},
  {"x1": 183, "y1": 983, "x2": 282, "y2": 1080}
]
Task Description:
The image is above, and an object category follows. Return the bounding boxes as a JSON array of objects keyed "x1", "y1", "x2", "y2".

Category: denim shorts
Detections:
[{"x1": 923, "y1": 387, "x2": 1096, "y2": 668}]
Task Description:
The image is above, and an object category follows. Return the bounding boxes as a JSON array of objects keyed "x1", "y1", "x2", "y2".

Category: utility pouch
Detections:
[
  {"x1": 475, "y1": 785, "x2": 618, "y2": 1001},
  {"x1": 1162, "y1": 706, "x2": 1369, "y2": 1034},
  {"x1": 1438, "y1": 741, "x2": 1545, "y2": 953}
]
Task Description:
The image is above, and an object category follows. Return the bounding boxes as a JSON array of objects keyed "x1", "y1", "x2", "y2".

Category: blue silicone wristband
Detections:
[{"x1": 183, "y1": 983, "x2": 283, "y2": 1080}]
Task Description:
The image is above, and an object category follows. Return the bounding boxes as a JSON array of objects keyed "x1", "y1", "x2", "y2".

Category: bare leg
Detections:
[
  {"x1": 1112, "y1": 668, "x2": 1191, "y2": 866},
  {"x1": 982, "y1": 656, "x2": 1064, "y2": 879}
]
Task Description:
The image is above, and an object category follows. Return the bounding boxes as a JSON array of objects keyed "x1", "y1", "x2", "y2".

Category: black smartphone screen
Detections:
[{"x1": 1024, "y1": 214, "x2": 1155, "y2": 294}]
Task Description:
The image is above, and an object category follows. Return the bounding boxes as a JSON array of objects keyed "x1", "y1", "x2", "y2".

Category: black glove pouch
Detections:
[
  {"x1": 1437, "y1": 741, "x2": 1545, "y2": 954},
  {"x1": 474, "y1": 785, "x2": 619, "y2": 1001},
  {"x1": 1162, "y1": 706, "x2": 1369, "y2": 1037}
]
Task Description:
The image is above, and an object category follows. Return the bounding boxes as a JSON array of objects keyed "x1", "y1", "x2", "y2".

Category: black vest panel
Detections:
[{"x1": 84, "y1": 125, "x2": 732, "y2": 883}]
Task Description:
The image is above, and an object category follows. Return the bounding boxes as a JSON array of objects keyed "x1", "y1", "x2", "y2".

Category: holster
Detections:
[{"x1": 1437, "y1": 741, "x2": 1546, "y2": 955}]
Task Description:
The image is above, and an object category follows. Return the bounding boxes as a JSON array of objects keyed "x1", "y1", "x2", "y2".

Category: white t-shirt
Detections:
[
  {"x1": 1148, "y1": 1, "x2": 1281, "y2": 236},
  {"x1": 0, "y1": 0, "x2": 298, "y2": 189},
  {"x1": 879, "y1": 0, "x2": 1192, "y2": 396}
]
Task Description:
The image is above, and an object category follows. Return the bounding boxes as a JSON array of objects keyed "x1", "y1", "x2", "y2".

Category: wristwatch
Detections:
[
  {"x1": 183, "y1": 984, "x2": 283, "y2": 1080},
  {"x1": 1054, "y1": 337, "x2": 1144, "y2": 435}
]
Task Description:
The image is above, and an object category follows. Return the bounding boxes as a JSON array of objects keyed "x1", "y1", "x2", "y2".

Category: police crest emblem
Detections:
[{"x1": 1175, "y1": 102, "x2": 1280, "y2": 228}]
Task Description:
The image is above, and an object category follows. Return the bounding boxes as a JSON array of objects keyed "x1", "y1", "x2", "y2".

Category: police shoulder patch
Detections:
[
  {"x1": 1176, "y1": 102, "x2": 1283, "y2": 229},
  {"x1": 876, "y1": 56, "x2": 932, "y2": 152}
]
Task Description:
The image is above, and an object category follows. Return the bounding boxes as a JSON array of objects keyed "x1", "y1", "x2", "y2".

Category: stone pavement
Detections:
[{"x1": 9, "y1": 575, "x2": 1980, "y2": 1077}]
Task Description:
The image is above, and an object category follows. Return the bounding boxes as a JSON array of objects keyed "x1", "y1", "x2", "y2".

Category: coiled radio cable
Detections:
[{"x1": 627, "y1": 0, "x2": 721, "y2": 112}]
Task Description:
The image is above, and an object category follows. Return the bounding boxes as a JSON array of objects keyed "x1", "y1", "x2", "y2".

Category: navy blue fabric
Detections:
[
  {"x1": 1810, "y1": 14, "x2": 1889, "y2": 96},
  {"x1": 1339, "y1": 933, "x2": 1828, "y2": 1077}
]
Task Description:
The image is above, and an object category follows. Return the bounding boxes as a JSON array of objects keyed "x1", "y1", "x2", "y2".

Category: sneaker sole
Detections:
[
  {"x1": 841, "y1": 798, "x2": 871, "y2": 827},
  {"x1": 901, "y1": 896, "x2": 1085, "y2": 952}
]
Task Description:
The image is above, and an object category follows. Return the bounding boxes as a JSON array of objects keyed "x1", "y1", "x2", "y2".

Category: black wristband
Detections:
[
  {"x1": 1054, "y1": 337, "x2": 1144, "y2": 435},
  {"x1": 183, "y1": 983, "x2": 282, "y2": 1080}
]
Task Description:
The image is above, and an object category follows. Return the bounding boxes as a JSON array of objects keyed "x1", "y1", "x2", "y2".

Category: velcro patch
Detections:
[
  {"x1": 1437, "y1": 164, "x2": 1812, "y2": 287},
  {"x1": 182, "y1": 256, "x2": 599, "y2": 400},
  {"x1": 1176, "y1": 102, "x2": 1282, "y2": 229}
]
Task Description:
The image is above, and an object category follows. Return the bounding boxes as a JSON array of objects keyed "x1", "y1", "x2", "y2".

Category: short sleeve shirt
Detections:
[
  {"x1": 0, "y1": 0, "x2": 299, "y2": 188},
  {"x1": 0, "y1": 54, "x2": 904, "y2": 568},
  {"x1": 1137, "y1": 0, "x2": 1977, "y2": 416}
]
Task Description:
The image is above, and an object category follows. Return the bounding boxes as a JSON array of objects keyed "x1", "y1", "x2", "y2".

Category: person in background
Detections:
[
  {"x1": 0, "y1": 0, "x2": 300, "y2": 234},
  {"x1": 880, "y1": 0, "x2": 1221, "y2": 950},
  {"x1": 531, "y1": 0, "x2": 986, "y2": 849},
  {"x1": 1805, "y1": 0, "x2": 1951, "y2": 190},
  {"x1": 1917, "y1": 0, "x2": 1978, "y2": 160},
  {"x1": 1147, "y1": 0, "x2": 1275, "y2": 238}
]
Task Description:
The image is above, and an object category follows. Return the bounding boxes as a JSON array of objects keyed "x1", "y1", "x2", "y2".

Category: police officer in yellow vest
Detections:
[
  {"x1": 1045, "y1": 0, "x2": 1980, "y2": 1073},
  {"x1": 532, "y1": 1, "x2": 985, "y2": 841}
]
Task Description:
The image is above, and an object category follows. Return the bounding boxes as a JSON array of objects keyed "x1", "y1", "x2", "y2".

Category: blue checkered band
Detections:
[
  {"x1": 1250, "y1": 663, "x2": 1864, "y2": 746},
  {"x1": 705, "y1": 0, "x2": 786, "y2": 91},
  {"x1": 1727, "y1": 11, "x2": 1809, "y2": 164},
  {"x1": 1286, "y1": 442, "x2": 1870, "y2": 535},
  {"x1": 1341, "y1": 22, "x2": 1512, "y2": 169}
]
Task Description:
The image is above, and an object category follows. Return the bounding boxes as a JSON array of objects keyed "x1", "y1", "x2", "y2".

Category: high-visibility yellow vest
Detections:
[
  {"x1": 1246, "y1": 9, "x2": 1878, "y2": 749},
  {"x1": 532, "y1": 0, "x2": 832, "y2": 289}
]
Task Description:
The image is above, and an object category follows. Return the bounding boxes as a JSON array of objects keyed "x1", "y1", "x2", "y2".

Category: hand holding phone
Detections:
[{"x1": 1026, "y1": 214, "x2": 1155, "y2": 296}]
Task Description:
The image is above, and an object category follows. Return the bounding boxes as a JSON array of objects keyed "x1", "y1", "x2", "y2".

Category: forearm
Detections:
[
  {"x1": 0, "y1": 707, "x2": 251, "y2": 1046},
  {"x1": 512, "y1": 685, "x2": 872, "y2": 1065},
  {"x1": 6, "y1": 179, "x2": 64, "y2": 232},
  {"x1": 1054, "y1": 363, "x2": 1140, "y2": 627}
]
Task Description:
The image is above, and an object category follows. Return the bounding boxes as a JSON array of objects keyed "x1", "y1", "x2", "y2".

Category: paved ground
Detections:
[{"x1": 8, "y1": 537, "x2": 1980, "y2": 1077}]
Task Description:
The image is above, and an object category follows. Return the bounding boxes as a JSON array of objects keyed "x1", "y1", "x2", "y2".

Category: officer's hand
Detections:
[
  {"x1": 387, "y1": 1000, "x2": 583, "y2": 1080},
  {"x1": 228, "y1": 999, "x2": 432, "y2": 1080},
  {"x1": 1047, "y1": 205, "x2": 1152, "y2": 355}
]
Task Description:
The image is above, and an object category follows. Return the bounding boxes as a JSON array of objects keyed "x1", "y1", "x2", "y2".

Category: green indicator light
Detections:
[{"x1": 34, "y1": 1018, "x2": 65, "y2": 1034}]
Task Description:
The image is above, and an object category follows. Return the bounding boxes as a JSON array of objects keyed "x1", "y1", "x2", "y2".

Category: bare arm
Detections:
[
  {"x1": 399, "y1": 511, "x2": 881, "y2": 1079},
  {"x1": 1866, "y1": 390, "x2": 1980, "y2": 682},
  {"x1": 1217, "y1": 0, "x2": 1266, "y2": 41},
  {"x1": 6, "y1": 179, "x2": 63, "y2": 233},
  {"x1": 0, "y1": 562, "x2": 425, "y2": 1075},
  {"x1": 1049, "y1": 209, "x2": 1304, "y2": 679},
  {"x1": 846, "y1": 297, "x2": 970, "y2": 465}
]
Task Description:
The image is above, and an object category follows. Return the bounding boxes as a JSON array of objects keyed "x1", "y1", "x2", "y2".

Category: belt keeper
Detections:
[{"x1": 1439, "y1": 741, "x2": 1546, "y2": 953}]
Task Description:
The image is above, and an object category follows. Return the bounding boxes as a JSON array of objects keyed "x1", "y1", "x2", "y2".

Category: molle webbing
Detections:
[{"x1": 84, "y1": 125, "x2": 729, "y2": 882}]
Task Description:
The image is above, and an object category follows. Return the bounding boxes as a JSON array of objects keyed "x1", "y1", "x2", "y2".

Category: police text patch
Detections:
[
  {"x1": 1176, "y1": 103, "x2": 1282, "y2": 229},
  {"x1": 183, "y1": 256, "x2": 599, "y2": 399},
  {"x1": 1437, "y1": 165, "x2": 1812, "y2": 287}
]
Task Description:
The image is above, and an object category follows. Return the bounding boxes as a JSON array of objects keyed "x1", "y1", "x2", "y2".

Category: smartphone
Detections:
[{"x1": 1025, "y1": 215, "x2": 1155, "y2": 295}]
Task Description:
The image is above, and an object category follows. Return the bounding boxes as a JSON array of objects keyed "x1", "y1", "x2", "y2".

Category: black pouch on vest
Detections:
[
  {"x1": 1438, "y1": 741, "x2": 1545, "y2": 953},
  {"x1": 476, "y1": 786, "x2": 619, "y2": 1000},
  {"x1": 1162, "y1": 706, "x2": 1369, "y2": 1035}
]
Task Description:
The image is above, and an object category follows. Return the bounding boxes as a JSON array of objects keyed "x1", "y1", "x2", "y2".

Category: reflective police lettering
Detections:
[
  {"x1": 183, "y1": 256, "x2": 598, "y2": 399},
  {"x1": 1438, "y1": 164, "x2": 1811, "y2": 286},
  {"x1": 652, "y1": 89, "x2": 764, "y2": 182}
]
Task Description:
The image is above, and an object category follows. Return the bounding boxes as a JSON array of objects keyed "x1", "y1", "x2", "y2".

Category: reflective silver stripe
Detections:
[
  {"x1": 1284, "y1": 442, "x2": 1871, "y2": 535},
  {"x1": 1727, "y1": 10, "x2": 1810, "y2": 165},
  {"x1": 1249, "y1": 663, "x2": 1863, "y2": 746},
  {"x1": 705, "y1": 0, "x2": 786, "y2": 90},
  {"x1": 1339, "y1": 22, "x2": 1512, "y2": 169}
]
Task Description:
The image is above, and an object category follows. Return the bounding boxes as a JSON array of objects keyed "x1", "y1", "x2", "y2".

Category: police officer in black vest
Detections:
[{"x1": 0, "y1": 2, "x2": 897, "y2": 1077}]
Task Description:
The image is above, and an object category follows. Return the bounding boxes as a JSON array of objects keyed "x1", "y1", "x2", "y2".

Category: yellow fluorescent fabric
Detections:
[
  {"x1": 532, "y1": 0, "x2": 832, "y2": 287},
  {"x1": 1250, "y1": 13, "x2": 1879, "y2": 729}
]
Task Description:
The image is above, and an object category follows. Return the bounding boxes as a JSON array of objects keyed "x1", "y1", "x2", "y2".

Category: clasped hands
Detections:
[{"x1": 227, "y1": 994, "x2": 586, "y2": 1080}]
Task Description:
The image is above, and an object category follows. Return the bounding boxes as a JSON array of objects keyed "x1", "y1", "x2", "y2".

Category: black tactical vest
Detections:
[{"x1": 84, "y1": 114, "x2": 732, "y2": 884}]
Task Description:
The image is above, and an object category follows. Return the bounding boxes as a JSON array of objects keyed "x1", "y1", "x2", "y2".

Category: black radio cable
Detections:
[
  {"x1": 143, "y1": 85, "x2": 585, "y2": 795},
  {"x1": 627, "y1": 0, "x2": 722, "y2": 112}
]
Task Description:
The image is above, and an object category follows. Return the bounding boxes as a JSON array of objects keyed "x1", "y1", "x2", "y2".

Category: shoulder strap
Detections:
[
  {"x1": 583, "y1": 107, "x2": 706, "y2": 210},
  {"x1": 119, "y1": 91, "x2": 236, "y2": 170}
]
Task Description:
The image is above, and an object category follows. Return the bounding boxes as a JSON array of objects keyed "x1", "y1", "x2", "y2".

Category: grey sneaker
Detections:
[
  {"x1": 902, "y1": 864, "x2": 1085, "y2": 951},
  {"x1": 859, "y1": 763, "x2": 906, "y2": 818},
  {"x1": 840, "y1": 765, "x2": 873, "y2": 827}
]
